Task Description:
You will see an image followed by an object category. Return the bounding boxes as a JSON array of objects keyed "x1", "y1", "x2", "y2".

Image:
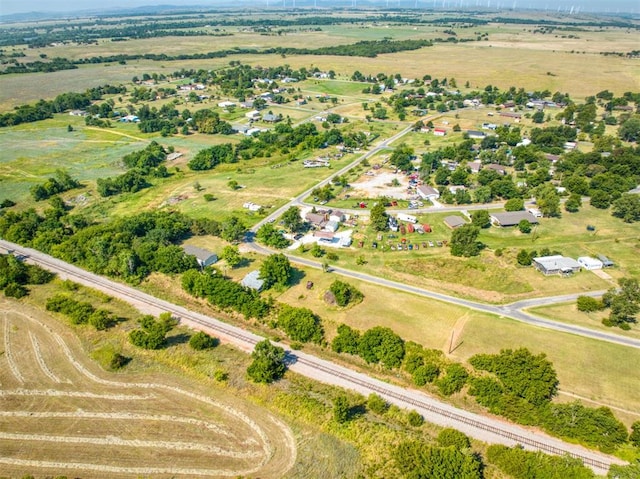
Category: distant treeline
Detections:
[
  {"x1": 0, "y1": 84, "x2": 126, "y2": 127},
  {"x1": 1, "y1": 38, "x2": 434, "y2": 76}
]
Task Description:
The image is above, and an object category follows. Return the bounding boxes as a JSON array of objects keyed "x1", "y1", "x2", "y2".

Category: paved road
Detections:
[{"x1": 0, "y1": 239, "x2": 624, "y2": 474}]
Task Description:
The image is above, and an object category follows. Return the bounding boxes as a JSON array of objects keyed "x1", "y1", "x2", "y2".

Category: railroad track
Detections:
[{"x1": 0, "y1": 240, "x2": 621, "y2": 473}]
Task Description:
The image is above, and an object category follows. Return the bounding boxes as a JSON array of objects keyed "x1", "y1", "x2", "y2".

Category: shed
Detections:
[
  {"x1": 444, "y1": 216, "x2": 466, "y2": 229},
  {"x1": 490, "y1": 211, "x2": 539, "y2": 227},
  {"x1": 422, "y1": 224, "x2": 432, "y2": 233},
  {"x1": 325, "y1": 220, "x2": 339, "y2": 233},
  {"x1": 533, "y1": 255, "x2": 581, "y2": 276},
  {"x1": 182, "y1": 245, "x2": 217, "y2": 268},
  {"x1": 577, "y1": 257, "x2": 603, "y2": 270},
  {"x1": 241, "y1": 270, "x2": 264, "y2": 291},
  {"x1": 597, "y1": 254, "x2": 614, "y2": 267}
]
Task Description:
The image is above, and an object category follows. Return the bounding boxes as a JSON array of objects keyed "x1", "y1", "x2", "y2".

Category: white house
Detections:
[
  {"x1": 218, "y1": 101, "x2": 236, "y2": 109},
  {"x1": 182, "y1": 245, "x2": 217, "y2": 268},
  {"x1": 245, "y1": 110, "x2": 261, "y2": 120},
  {"x1": 577, "y1": 257, "x2": 603, "y2": 270}
]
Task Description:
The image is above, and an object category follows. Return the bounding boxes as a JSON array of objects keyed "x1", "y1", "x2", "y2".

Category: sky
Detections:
[{"x1": 0, "y1": 0, "x2": 637, "y2": 15}]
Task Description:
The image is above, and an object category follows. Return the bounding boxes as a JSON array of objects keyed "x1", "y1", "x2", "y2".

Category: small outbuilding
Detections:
[
  {"x1": 182, "y1": 245, "x2": 217, "y2": 268},
  {"x1": 417, "y1": 185, "x2": 440, "y2": 201},
  {"x1": 597, "y1": 254, "x2": 615, "y2": 268},
  {"x1": 241, "y1": 270, "x2": 265, "y2": 291},
  {"x1": 577, "y1": 257, "x2": 603, "y2": 270}
]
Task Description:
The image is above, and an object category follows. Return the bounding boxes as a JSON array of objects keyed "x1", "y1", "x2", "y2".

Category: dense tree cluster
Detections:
[
  {"x1": 601, "y1": 278, "x2": 640, "y2": 329},
  {"x1": 259, "y1": 253, "x2": 292, "y2": 290},
  {"x1": 46, "y1": 293, "x2": 114, "y2": 330},
  {"x1": 449, "y1": 224, "x2": 482, "y2": 257},
  {"x1": 0, "y1": 85, "x2": 126, "y2": 127},
  {"x1": 30, "y1": 169, "x2": 80, "y2": 201},
  {"x1": 394, "y1": 440, "x2": 484, "y2": 479},
  {"x1": 188, "y1": 144, "x2": 236, "y2": 171},
  {"x1": 332, "y1": 324, "x2": 405, "y2": 369},
  {"x1": 487, "y1": 445, "x2": 595, "y2": 479},
  {"x1": 182, "y1": 269, "x2": 271, "y2": 320},
  {"x1": 0, "y1": 253, "x2": 53, "y2": 298},
  {"x1": 129, "y1": 313, "x2": 176, "y2": 349},
  {"x1": 255, "y1": 223, "x2": 291, "y2": 249}
]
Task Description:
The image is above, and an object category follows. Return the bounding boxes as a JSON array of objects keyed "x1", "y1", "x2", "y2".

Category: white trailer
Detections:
[{"x1": 397, "y1": 213, "x2": 418, "y2": 224}]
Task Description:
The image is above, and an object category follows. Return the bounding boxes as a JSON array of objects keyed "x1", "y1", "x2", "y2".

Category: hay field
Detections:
[{"x1": 0, "y1": 301, "x2": 296, "y2": 478}]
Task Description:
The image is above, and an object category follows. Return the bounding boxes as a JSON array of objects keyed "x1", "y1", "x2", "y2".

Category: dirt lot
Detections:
[
  {"x1": 0, "y1": 300, "x2": 296, "y2": 478},
  {"x1": 350, "y1": 170, "x2": 409, "y2": 199}
]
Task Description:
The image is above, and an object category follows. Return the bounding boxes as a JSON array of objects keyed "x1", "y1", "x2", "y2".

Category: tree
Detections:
[
  {"x1": 394, "y1": 441, "x2": 483, "y2": 479},
  {"x1": 471, "y1": 210, "x2": 491, "y2": 228},
  {"x1": 246, "y1": 339, "x2": 286, "y2": 384},
  {"x1": 332, "y1": 324, "x2": 361, "y2": 355},
  {"x1": 612, "y1": 194, "x2": 640, "y2": 223},
  {"x1": 260, "y1": 253, "x2": 292, "y2": 289},
  {"x1": 367, "y1": 393, "x2": 389, "y2": 415},
  {"x1": 189, "y1": 331, "x2": 218, "y2": 350},
  {"x1": 518, "y1": 219, "x2": 532, "y2": 233},
  {"x1": 407, "y1": 410, "x2": 424, "y2": 427},
  {"x1": 310, "y1": 243, "x2": 324, "y2": 258},
  {"x1": 358, "y1": 326, "x2": 405, "y2": 369},
  {"x1": 390, "y1": 144, "x2": 414, "y2": 171},
  {"x1": 450, "y1": 224, "x2": 482, "y2": 257},
  {"x1": 577, "y1": 296, "x2": 604, "y2": 312},
  {"x1": 618, "y1": 117, "x2": 640, "y2": 142},
  {"x1": 333, "y1": 394, "x2": 351, "y2": 423},
  {"x1": 565, "y1": 193, "x2": 582, "y2": 213},
  {"x1": 370, "y1": 201, "x2": 389, "y2": 231},
  {"x1": 329, "y1": 280, "x2": 363, "y2": 307},
  {"x1": 516, "y1": 249, "x2": 532, "y2": 266},
  {"x1": 532, "y1": 110, "x2": 545, "y2": 123},
  {"x1": 220, "y1": 216, "x2": 246, "y2": 242},
  {"x1": 590, "y1": 190, "x2": 611, "y2": 209},
  {"x1": 281, "y1": 206, "x2": 304, "y2": 232},
  {"x1": 535, "y1": 183, "x2": 561, "y2": 217},
  {"x1": 436, "y1": 363, "x2": 469, "y2": 396},
  {"x1": 256, "y1": 223, "x2": 290, "y2": 249},
  {"x1": 220, "y1": 245, "x2": 242, "y2": 268},
  {"x1": 277, "y1": 305, "x2": 323, "y2": 343},
  {"x1": 128, "y1": 313, "x2": 176, "y2": 350}
]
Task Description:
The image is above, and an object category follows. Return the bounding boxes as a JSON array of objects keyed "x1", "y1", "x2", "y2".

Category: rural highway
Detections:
[
  {"x1": 0, "y1": 239, "x2": 625, "y2": 474},
  {"x1": 247, "y1": 242, "x2": 640, "y2": 350}
]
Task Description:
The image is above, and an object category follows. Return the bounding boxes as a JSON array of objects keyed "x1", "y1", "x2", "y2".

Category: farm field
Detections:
[{"x1": 0, "y1": 298, "x2": 297, "y2": 478}]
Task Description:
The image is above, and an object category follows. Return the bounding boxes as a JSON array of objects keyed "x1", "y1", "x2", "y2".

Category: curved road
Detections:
[{"x1": 0, "y1": 239, "x2": 625, "y2": 474}]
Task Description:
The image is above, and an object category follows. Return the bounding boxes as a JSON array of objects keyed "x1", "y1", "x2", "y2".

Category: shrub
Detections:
[
  {"x1": 367, "y1": 393, "x2": 389, "y2": 415},
  {"x1": 189, "y1": 331, "x2": 218, "y2": 350},
  {"x1": 329, "y1": 280, "x2": 363, "y2": 307},
  {"x1": 437, "y1": 428, "x2": 471, "y2": 449},
  {"x1": 407, "y1": 410, "x2": 424, "y2": 427},
  {"x1": 576, "y1": 296, "x2": 605, "y2": 312},
  {"x1": 436, "y1": 364, "x2": 469, "y2": 396}
]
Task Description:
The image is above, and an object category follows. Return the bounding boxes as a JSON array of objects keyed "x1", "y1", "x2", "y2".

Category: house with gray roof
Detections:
[
  {"x1": 444, "y1": 216, "x2": 466, "y2": 229},
  {"x1": 182, "y1": 245, "x2": 217, "y2": 268},
  {"x1": 490, "y1": 211, "x2": 539, "y2": 227},
  {"x1": 533, "y1": 255, "x2": 581, "y2": 276}
]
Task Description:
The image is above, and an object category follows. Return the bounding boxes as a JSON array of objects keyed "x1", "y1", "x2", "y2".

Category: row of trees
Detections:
[
  {"x1": 30, "y1": 169, "x2": 80, "y2": 201},
  {"x1": 46, "y1": 293, "x2": 115, "y2": 330}
]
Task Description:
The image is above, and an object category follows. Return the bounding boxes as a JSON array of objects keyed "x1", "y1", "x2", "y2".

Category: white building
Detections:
[{"x1": 577, "y1": 257, "x2": 604, "y2": 270}]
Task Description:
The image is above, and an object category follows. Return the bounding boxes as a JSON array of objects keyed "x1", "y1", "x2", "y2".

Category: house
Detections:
[
  {"x1": 120, "y1": 115, "x2": 139, "y2": 123},
  {"x1": 240, "y1": 99, "x2": 254, "y2": 109},
  {"x1": 448, "y1": 185, "x2": 467, "y2": 194},
  {"x1": 306, "y1": 212, "x2": 327, "y2": 229},
  {"x1": 182, "y1": 245, "x2": 217, "y2": 268},
  {"x1": 313, "y1": 231, "x2": 335, "y2": 242},
  {"x1": 241, "y1": 270, "x2": 264, "y2": 291},
  {"x1": 245, "y1": 110, "x2": 261, "y2": 120},
  {"x1": 467, "y1": 130, "x2": 486, "y2": 139},
  {"x1": 232, "y1": 124, "x2": 250, "y2": 134},
  {"x1": 262, "y1": 113, "x2": 280, "y2": 123},
  {"x1": 444, "y1": 216, "x2": 466, "y2": 229},
  {"x1": 69, "y1": 110, "x2": 87, "y2": 116},
  {"x1": 597, "y1": 254, "x2": 615, "y2": 267},
  {"x1": 490, "y1": 211, "x2": 539, "y2": 227},
  {"x1": 485, "y1": 164, "x2": 506, "y2": 175},
  {"x1": 533, "y1": 255, "x2": 581, "y2": 276},
  {"x1": 578, "y1": 257, "x2": 604, "y2": 270},
  {"x1": 468, "y1": 160, "x2": 482, "y2": 174},
  {"x1": 433, "y1": 128, "x2": 447, "y2": 136},
  {"x1": 218, "y1": 101, "x2": 236, "y2": 109},
  {"x1": 500, "y1": 111, "x2": 522, "y2": 120},
  {"x1": 417, "y1": 185, "x2": 440, "y2": 201}
]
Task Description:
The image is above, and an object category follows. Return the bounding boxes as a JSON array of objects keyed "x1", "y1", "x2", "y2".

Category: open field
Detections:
[{"x1": 0, "y1": 298, "x2": 296, "y2": 478}]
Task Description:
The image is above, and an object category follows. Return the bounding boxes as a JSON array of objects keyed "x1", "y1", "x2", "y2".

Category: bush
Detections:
[
  {"x1": 129, "y1": 313, "x2": 176, "y2": 350},
  {"x1": 437, "y1": 428, "x2": 471, "y2": 449},
  {"x1": 246, "y1": 339, "x2": 286, "y2": 384},
  {"x1": 413, "y1": 363, "x2": 440, "y2": 386},
  {"x1": 576, "y1": 296, "x2": 605, "y2": 312},
  {"x1": 4, "y1": 282, "x2": 28, "y2": 298},
  {"x1": 367, "y1": 393, "x2": 389, "y2": 415},
  {"x1": 407, "y1": 410, "x2": 424, "y2": 427},
  {"x1": 329, "y1": 280, "x2": 363, "y2": 307},
  {"x1": 518, "y1": 219, "x2": 532, "y2": 233},
  {"x1": 436, "y1": 364, "x2": 469, "y2": 396},
  {"x1": 189, "y1": 331, "x2": 218, "y2": 350},
  {"x1": 277, "y1": 305, "x2": 324, "y2": 343}
]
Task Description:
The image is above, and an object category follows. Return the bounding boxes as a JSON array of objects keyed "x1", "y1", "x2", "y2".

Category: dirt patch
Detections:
[{"x1": 350, "y1": 170, "x2": 408, "y2": 199}]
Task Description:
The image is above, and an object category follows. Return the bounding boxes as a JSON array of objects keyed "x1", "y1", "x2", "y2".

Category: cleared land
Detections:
[{"x1": 0, "y1": 300, "x2": 296, "y2": 478}]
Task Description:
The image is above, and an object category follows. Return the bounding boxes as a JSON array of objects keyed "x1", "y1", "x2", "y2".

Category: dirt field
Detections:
[
  {"x1": 0, "y1": 301, "x2": 296, "y2": 478},
  {"x1": 350, "y1": 170, "x2": 409, "y2": 200}
]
